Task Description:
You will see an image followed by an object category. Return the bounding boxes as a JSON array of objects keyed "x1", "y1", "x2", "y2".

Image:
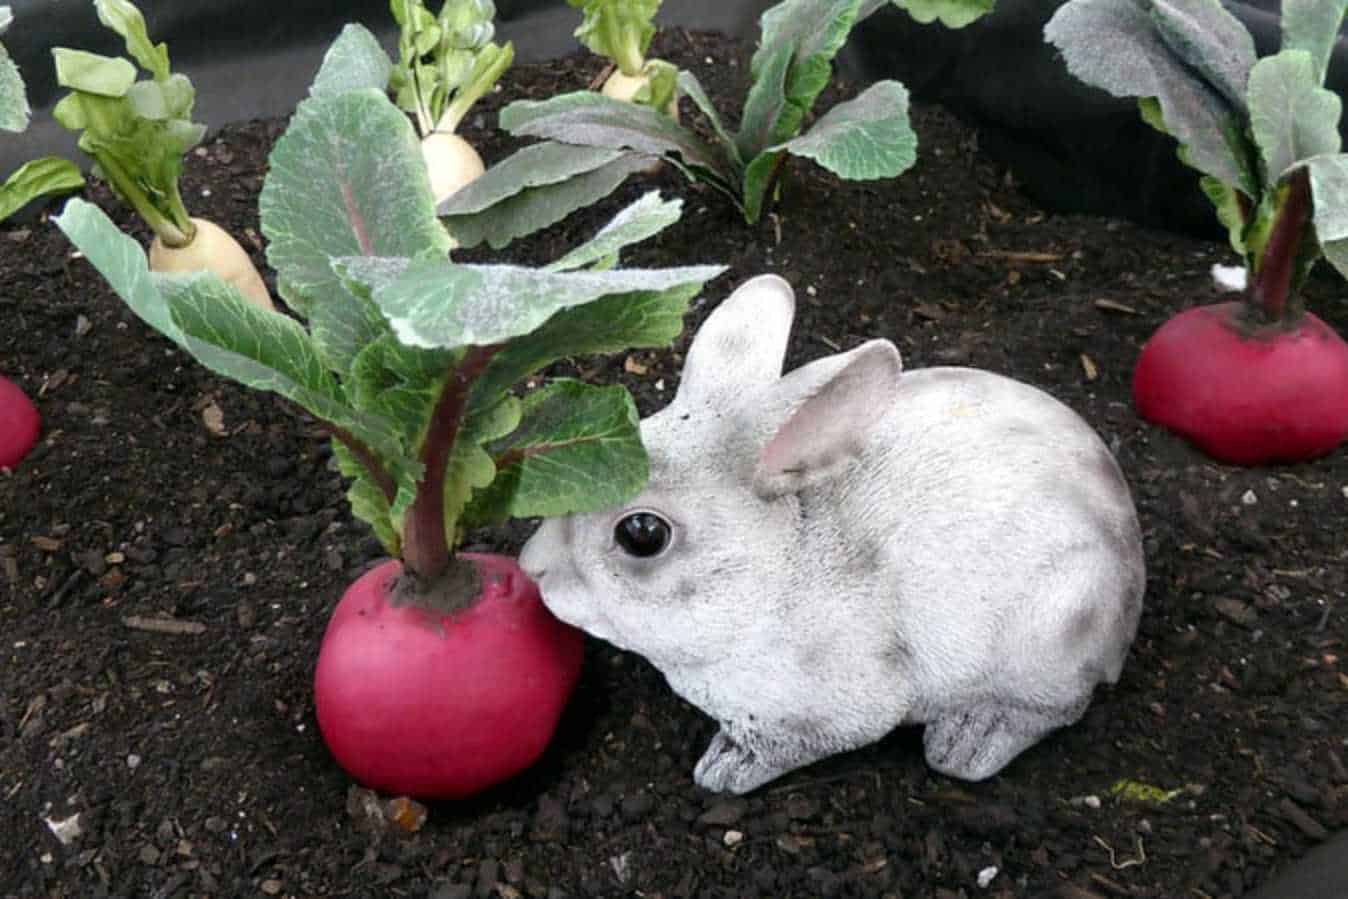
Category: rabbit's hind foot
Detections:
[{"x1": 922, "y1": 697, "x2": 1088, "y2": 781}]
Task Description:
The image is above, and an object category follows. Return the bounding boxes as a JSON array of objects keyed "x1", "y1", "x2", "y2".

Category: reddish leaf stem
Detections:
[
  {"x1": 1248, "y1": 168, "x2": 1311, "y2": 324},
  {"x1": 328, "y1": 425, "x2": 396, "y2": 504},
  {"x1": 401, "y1": 344, "x2": 502, "y2": 582}
]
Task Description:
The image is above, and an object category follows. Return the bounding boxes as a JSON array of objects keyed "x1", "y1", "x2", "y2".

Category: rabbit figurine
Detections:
[{"x1": 520, "y1": 274, "x2": 1145, "y2": 794}]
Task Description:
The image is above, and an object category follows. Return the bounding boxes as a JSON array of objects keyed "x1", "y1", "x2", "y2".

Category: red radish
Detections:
[
  {"x1": 313, "y1": 553, "x2": 583, "y2": 800},
  {"x1": 1133, "y1": 303, "x2": 1348, "y2": 465},
  {"x1": 0, "y1": 374, "x2": 39, "y2": 469},
  {"x1": 1130, "y1": 170, "x2": 1348, "y2": 465}
]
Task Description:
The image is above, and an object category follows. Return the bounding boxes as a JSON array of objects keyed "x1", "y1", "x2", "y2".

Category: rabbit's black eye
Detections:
[{"x1": 614, "y1": 512, "x2": 671, "y2": 558}]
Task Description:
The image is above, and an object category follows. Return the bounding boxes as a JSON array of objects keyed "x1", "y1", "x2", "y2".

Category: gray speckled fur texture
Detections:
[{"x1": 520, "y1": 274, "x2": 1145, "y2": 795}]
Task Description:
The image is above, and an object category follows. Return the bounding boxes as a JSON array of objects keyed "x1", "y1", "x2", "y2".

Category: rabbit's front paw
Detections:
[{"x1": 694, "y1": 729, "x2": 783, "y2": 795}]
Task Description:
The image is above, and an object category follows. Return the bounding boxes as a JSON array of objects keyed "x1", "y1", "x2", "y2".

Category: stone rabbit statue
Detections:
[{"x1": 520, "y1": 274, "x2": 1145, "y2": 794}]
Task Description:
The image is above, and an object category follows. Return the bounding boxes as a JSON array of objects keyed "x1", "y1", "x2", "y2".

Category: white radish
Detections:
[
  {"x1": 601, "y1": 69, "x2": 679, "y2": 122},
  {"x1": 149, "y1": 217, "x2": 274, "y2": 312},
  {"x1": 421, "y1": 132, "x2": 486, "y2": 206}
]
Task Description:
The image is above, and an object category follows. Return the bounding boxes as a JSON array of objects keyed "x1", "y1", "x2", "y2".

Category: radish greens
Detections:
[
  {"x1": 438, "y1": 0, "x2": 992, "y2": 235},
  {"x1": 55, "y1": 42, "x2": 724, "y2": 595}
]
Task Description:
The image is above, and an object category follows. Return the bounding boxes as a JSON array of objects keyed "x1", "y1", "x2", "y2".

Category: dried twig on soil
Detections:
[{"x1": 122, "y1": 615, "x2": 207, "y2": 636}]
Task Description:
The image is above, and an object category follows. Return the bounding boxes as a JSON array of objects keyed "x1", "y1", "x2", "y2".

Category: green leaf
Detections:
[
  {"x1": 750, "y1": 0, "x2": 868, "y2": 150},
  {"x1": 95, "y1": 0, "x2": 170, "y2": 81},
  {"x1": 741, "y1": 150, "x2": 783, "y2": 224},
  {"x1": 1044, "y1": 0, "x2": 1258, "y2": 197},
  {"x1": 1304, "y1": 152, "x2": 1348, "y2": 277},
  {"x1": 1, "y1": 15, "x2": 29, "y2": 132},
  {"x1": 310, "y1": 23, "x2": 393, "y2": 98},
  {"x1": 881, "y1": 0, "x2": 994, "y2": 27},
  {"x1": 567, "y1": 0, "x2": 660, "y2": 75},
  {"x1": 1247, "y1": 50, "x2": 1342, "y2": 184},
  {"x1": 348, "y1": 333, "x2": 456, "y2": 450},
  {"x1": 442, "y1": 393, "x2": 521, "y2": 541},
  {"x1": 472, "y1": 281, "x2": 702, "y2": 403},
  {"x1": 1281, "y1": 0, "x2": 1348, "y2": 86},
  {"x1": 259, "y1": 89, "x2": 451, "y2": 374},
  {"x1": 501, "y1": 91, "x2": 730, "y2": 177},
  {"x1": 466, "y1": 380, "x2": 647, "y2": 523},
  {"x1": 1199, "y1": 174, "x2": 1247, "y2": 255},
  {"x1": 776, "y1": 79, "x2": 917, "y2": 181},
  {"x1": 54, "y1": 198, "x2": 188, "y2": 347},
  {"x1": 156, "y1": 268, "x2": 416, "y2": 489},
  {"x1": 125, "y1": 73, "x2": 195, "y2": 121},
  {"x1": 737, "y1": 44, "x2": 792, "y2": 160},
  {"x1": 333, "y1": 440, "x2": 401, "y2": 555},
  {"x1": 52, "y1": 49, "x2": 137, "y2": 98},
  {"x1": 0, "y1": 157, "x2": 84, "y2": 222},
  {"x1": 342, "y1": 255, "x2": 724, "y2": 349},
  {"x1": 158, "y1": 271, "x2": 342, "y2": 408},
  {"x1": 676, "y1": 70, "x2": 741, "y2": 166},
  {"x1": 437, "y1": 142, "x2": 641, "y2": 248},
  {"x1": 548, "y1": 191, "x2": 684, "y2": 271},
  {"x1": 1149, "y1": 0, "x2": 1256, "y2": 111}
]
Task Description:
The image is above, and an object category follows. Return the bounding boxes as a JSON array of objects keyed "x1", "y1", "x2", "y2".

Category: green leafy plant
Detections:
[
  {"x1": 568, "y1": 0, "x2": 678, "y2": 116},
  {"x1": 0, "y1": 5, "x2": 84, "y2": 221},
  {"x1": 437, "y1": 0, "x2": 993, "y2": 240},
  {"x1": 51, "y1": 0, "x2": 273, "y2": 309},
  {"x1": 387, "y1": 0, "x2": 513, "y2": 202},
  {"x1": 54, "y1": 32, "x2": 724, "y2": 797},
  {"x1": 1046, "y1": 0, "x2": 1348, "y2": 464}
]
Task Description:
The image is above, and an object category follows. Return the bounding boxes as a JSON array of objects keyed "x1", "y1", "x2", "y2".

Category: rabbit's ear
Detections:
[
  {"x1": 676, "y1": 275, "x2": 796, "y2": 406},
  {"x1": 753, "y1": 340, "x2": 902, "y2": 498}
]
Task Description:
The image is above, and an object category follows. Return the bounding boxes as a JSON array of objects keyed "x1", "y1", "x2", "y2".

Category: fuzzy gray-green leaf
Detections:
[
  {"x1": 1045, "y1": 0, "x2": 1257, "y2": 196},
  {"x1": 1248, "y1": 50, "x2": 1341, "y2": 185},
  {"x1": 471, "y1": 281, "x2": 704, "y2": 404},
  {"x1": 1282, "y1": 0, "x2": 1348, "y2": 86},
  {"x1": 465, "y1": 380, "x2": 647, "y2": 523},
  {"x1": 501, "y1": 91, "x2": 728, "y2": 175},
  {"x1": 1148, "y1": 0, "x2": 1255, "y2": 111},
  {"x1": 1305, "y1": 154, "x2": 1348, "y2": 279},
  {"x1": 54, "y1": 198, "x2": 187, "y2": 348},
  {"x1": 548, "y1": 191, "x2": 683, "y2": 271},
  {"x1": 344, "y1": 255, "x2": 724, "y2": 349},
  {"x1": 260, "y1": 89, "x2": 450, "y2": 374},
  {"x1": 0, "y1": 157, "x2": 84, "y2": 221},
  {"x1": 777, "y1": 79, "x2": 916, "y2": 180},
  {"x1": 310, "y1": 23, "x2": 393, "y2": 98},
  {"x1": 438, "y1": 142, "x2": 647, "y2": 249},
  {"x1": 1, "y1": 14, "x2": 28, "y2": 132}
]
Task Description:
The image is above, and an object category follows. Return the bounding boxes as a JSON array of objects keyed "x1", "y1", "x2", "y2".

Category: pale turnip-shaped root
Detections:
[
  {"x1": 601, "y1": 68, "x2": 680, "y2": 122},
  {"x1": 420, "y1": 131, "x2": 487, "y2": 207},
  {"x1": 148, "y1": 217, "x2": 273, "y2": 312}
]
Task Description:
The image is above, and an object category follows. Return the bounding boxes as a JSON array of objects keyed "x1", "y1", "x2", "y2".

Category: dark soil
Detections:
[{"x1": 3, "y1": 28, "x2": 1346, "y2": 899}]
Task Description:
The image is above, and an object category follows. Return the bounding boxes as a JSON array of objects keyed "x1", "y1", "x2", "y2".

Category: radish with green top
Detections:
[
  {"x1": 440, "y1": 0, "x2": 991, "y2": 236},
  {"x1": 568, "y1": 0, "x2": 679, "y2": 119},
  {"x1": 1046, "y1": 0, "x2": 1348, "y2": 464},
  {"x1": 55, "y1": 26, "x2": 724, "y2": 799},
  {"x1": 390, "y1": 0, "x2": 513, "y2": 204},
  {"x1": 50, "y1": 0, "x2": 273, "y2": 311}
]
